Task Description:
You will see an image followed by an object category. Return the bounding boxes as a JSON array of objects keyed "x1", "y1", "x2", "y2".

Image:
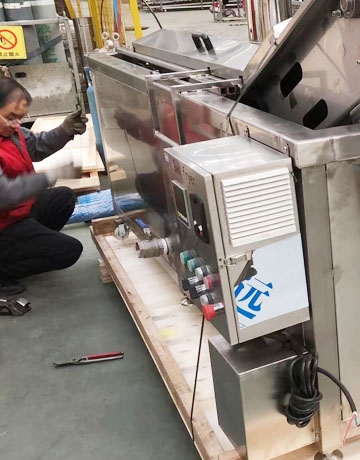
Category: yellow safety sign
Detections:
[{"x1": 0, "y1": 26, "x2": 26, "y2": 60}]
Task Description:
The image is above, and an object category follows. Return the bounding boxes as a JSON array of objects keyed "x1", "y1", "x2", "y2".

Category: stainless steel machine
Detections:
[{"x1": 87, "y1": 0, "x2": 360, "y2": 457}]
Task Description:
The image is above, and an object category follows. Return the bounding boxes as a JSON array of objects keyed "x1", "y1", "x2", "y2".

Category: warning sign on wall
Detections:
[{"x1": 0, "y1": 27, "x2": 26, "y2": 60}]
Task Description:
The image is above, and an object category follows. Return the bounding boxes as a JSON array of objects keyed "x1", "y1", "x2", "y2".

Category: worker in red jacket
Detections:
[{"x1": 0, "y1": 77, "x2": 88, "y2": 297}]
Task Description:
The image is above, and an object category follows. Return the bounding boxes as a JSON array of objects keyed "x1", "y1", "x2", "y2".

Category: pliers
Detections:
[
  {"x1": 0, "y1": 298, "x2": 31, "y2": 316},
  {"x1": 53, "y1": 351, "x2": 124, "y2": 367}
]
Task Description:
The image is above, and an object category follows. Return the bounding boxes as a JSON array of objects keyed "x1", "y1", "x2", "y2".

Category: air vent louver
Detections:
[{"x1": 221, "y1": 168, "x2": 297, "y2": 247}]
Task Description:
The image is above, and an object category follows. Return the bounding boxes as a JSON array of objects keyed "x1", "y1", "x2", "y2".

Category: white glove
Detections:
[{"x1": 44, "y1": 151, "x2": 82, "y2": 186}]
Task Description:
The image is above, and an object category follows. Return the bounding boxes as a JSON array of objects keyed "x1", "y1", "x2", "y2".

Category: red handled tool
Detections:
[{"x1": 53, "y1": 351, "x2": 124, "y2": 367}]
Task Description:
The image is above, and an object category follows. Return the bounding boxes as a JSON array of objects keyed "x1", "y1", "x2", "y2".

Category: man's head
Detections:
[{"x1": 0, "y1": 77, "x2": 32, "y2": 138}]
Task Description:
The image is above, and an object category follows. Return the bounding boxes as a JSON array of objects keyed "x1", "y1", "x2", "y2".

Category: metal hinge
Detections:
[{"x1": 223, "y1": 251, "x2": 253, "y2": 266}]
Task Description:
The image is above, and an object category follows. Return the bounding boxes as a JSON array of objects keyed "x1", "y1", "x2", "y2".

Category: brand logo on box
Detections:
[{"x1": 235, "y1": 277, "x2": 273, "y2": 328}]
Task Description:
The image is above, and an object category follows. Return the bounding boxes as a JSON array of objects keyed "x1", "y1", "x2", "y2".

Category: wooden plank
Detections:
[
  {"x1": 272, "y1": 445, "x2": 318, "y2": 460},
  {"x1": 218, "y1": 450, "x2": 245, "y2": 460},
  {"x1": 91, "y1": 229, "x2": 235, "y2": 460},
  {"x1": 98, "y1": 258, "x2": 114, "y2": 284},
  {"x1": 55, "y1": 170, "x2": 100, "y2": 194},
  {"x1": 91, "y1": 216, "x2": 118, "y2": 235},
  {"x1": 31, "y1": 114, "x2": 101, "y2": 173}
]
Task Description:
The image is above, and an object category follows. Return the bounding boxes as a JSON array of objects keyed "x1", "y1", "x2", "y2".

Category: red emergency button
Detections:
[
  {"x1": 202, "y1": 304, "x2": 216, "y2": 321},
  {"x1": 202, "y1": 302, "x2": 225, "y2": 321}
]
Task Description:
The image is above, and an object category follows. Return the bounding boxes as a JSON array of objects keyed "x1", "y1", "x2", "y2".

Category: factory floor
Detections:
[{"x1": 0, "y1": 222, "x2": 200, "y2": 460}]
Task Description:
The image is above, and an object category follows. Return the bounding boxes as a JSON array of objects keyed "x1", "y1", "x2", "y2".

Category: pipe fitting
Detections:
[{"x1": 135, "y1": 238, "x2": 169, "y2": 258}]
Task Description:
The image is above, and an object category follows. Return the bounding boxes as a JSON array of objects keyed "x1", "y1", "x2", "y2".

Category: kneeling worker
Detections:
[{"x1": 0, "y1": 78, "x2": 88, "y2": 296}]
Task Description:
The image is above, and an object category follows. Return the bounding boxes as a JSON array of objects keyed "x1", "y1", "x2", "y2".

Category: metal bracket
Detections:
[
  {"x1": 223, "y1": 251, "x2": 253, "y2": 266},
  {"x1": 145, "y1": 69, "x2": 242, "y2": 146}
]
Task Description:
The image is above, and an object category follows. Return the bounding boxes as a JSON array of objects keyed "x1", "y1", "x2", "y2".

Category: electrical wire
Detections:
[
  {"x1": 286, "y1": 353, "x2": 323, "y2": 428},
  {"x1": 343, "y1": 411, "x2": 358, "y2": 444},
  {"x1": 141, "y1": 0, "x2": 163, "y2": 29},
  {"x1": 267, "y1": 331, "x2": 360, "y2": 431},
  {"x1": 190, "y1": 315, "x2": 205, "y2": 442},
  {"x1": 225, "y1": 90, "x2": 242, "y2": 136},
  {"x1": 317, "y1": 367, "x2": 357, "y2": 414}
]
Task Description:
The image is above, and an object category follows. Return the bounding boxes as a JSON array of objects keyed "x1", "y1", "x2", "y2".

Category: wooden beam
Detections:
[{"x1": 91, "y1": 216, "x2": 117, "y2": 235}]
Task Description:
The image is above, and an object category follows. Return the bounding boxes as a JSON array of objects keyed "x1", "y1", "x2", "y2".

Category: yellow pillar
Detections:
[
  {"x1": 129, "y1": 0, "x2": 142, "y2": 39},
  {"x1": 87, "y1": 0, "x2": 103, "y2": 48}
]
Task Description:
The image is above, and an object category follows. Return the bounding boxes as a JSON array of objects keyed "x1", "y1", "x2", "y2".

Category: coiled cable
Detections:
[
  {"x1": 268, "y1": 331, "x2": 359, "y2": 432},
  {"x1": 286, "y1": 353, "x2": 323, "y2": 428}
]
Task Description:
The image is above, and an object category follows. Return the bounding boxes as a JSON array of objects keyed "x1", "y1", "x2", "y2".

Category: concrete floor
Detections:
[{"x1": 0, "y1": 223, "x2": 200, "y2": 460}]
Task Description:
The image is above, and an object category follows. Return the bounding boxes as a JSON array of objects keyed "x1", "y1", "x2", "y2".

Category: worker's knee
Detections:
[
  {"x1": 66, "y1": 238, "x2": 83, "y2": 267},
  {"x1": 53, "y1": 186, "x2": 76, "y2": 208},
  {"x1": 57, "y1": 236, "x2": 83, "y2": 269}
]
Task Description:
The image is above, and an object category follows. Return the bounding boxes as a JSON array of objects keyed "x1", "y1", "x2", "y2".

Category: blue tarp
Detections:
[{"x1": 68, "y1": 190, "x2": 145, "y2": 224}]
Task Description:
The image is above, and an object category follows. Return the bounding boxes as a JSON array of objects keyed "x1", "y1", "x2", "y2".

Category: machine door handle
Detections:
[
  {"x1": 192, "y1": 33, "x2": 206, "y2": 53},
  {"x1": 201, "y1": 34, "x2": 215, "y2": 54}
]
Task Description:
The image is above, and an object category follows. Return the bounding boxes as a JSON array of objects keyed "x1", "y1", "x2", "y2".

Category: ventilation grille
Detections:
[{"x1": 221, "y1": 168, "x2": 297, "y2": 248}]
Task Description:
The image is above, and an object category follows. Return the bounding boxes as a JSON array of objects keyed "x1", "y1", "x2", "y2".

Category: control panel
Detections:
[{"x1": 164, "y1": 136, "x2": 309, "y2": 345}]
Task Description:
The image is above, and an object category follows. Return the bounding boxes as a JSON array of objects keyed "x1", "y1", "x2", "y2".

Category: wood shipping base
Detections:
[{"x1": 91, "y1": 217, "x2": 326, "y2": 460}]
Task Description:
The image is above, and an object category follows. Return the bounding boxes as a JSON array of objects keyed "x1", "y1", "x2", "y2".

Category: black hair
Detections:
[{"x1": 0, "y1": 77, "x2": 32, "y2": 108}]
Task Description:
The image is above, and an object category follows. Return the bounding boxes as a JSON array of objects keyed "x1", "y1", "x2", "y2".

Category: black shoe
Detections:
[{"x1": 0, "y1": 280, "x2": 25, "y2": 297}]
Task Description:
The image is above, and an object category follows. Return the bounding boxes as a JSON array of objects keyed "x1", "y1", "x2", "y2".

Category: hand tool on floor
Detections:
[
  {"x1": 53, "y1": 351, "x2": 124, "y2": 367},
  {"x1": 0, "y1": 298, "x2": 31, "y2": 316}
]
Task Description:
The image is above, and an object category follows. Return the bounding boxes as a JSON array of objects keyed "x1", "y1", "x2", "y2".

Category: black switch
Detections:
[{"x1": 189, "y1": 194, "x2": 210, "y2": 244}]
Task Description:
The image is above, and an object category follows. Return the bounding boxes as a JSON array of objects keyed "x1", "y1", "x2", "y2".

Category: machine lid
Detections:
[
  {"x1": 133, "y1": 29, "x2": 258, "y2": 79},
  {"x1": 166, "y1": 135, "x2": 289, "y2": 175}
]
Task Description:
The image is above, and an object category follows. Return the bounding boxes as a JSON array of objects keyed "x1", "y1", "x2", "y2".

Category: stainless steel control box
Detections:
[
  {"x1": 164, "y1": 136, "x2": 309, "y2": 345},
  {"x1": 209, "y1": 335, "x2": 315, "y2": 460}
]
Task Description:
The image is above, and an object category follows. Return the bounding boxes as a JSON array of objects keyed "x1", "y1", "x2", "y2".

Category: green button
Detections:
[
  {"x1": 187, "y1": 257, "x2": 204, "y2": 272},
  {"x1": 180, "y1": 250, "x2": 197, "y2": 265}
]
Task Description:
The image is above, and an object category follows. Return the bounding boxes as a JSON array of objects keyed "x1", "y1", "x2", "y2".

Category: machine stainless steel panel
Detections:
[
  {"x1": 133, "y1": 29, "x2": 259, "y2": 79},
  {"x1": 87, "y1": 48, "x2": 256, "y2": 241},
  {"x1": 89, "y1": 53, "x2": 173, "y2": 242},
  {"x1": 209, "y1": 335, "x2": 315, "y2": 460},
  {"x1": 12, "y1": 63, "x2": 77, "y2": 118},
  {"x1": 327, "y1": 161, "x2": 360, "y2": 421},
  {"x1": 241, "y1": 0, "x2": 360, "y2": 129}
]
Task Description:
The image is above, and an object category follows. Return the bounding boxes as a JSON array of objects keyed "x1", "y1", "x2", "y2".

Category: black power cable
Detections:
[
  {"x1": 141, "y1": 0, "x2": 163, "y2": 30},
  {"x1": 267, "y1": 331, "x2": 359, "y2": 429},
  {"x1": 190, "y1": 315, "x2": 205, "y2": 442},
  {"x1": 286, "y1": 353, "x2": 323, "y2": 428}
]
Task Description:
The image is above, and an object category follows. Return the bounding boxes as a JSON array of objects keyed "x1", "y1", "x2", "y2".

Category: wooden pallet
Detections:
[{"x1": 90, "y1": 217, "x2": 327, "y2": 460}]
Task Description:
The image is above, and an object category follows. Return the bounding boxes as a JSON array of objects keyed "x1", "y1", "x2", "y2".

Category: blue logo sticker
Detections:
[{"x1": 235, "y1": 277, "x2": 273, "y2": 321}]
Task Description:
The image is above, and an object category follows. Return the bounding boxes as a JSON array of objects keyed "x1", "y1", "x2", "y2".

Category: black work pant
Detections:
[{"x1": 0, "y1": 187, "x2": 83, "y2": 281}]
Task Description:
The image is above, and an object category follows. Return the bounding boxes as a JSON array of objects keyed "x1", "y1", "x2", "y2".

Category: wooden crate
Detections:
[{"x1": 90, "y1": 217, "x2": 360, "y2": 460}]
